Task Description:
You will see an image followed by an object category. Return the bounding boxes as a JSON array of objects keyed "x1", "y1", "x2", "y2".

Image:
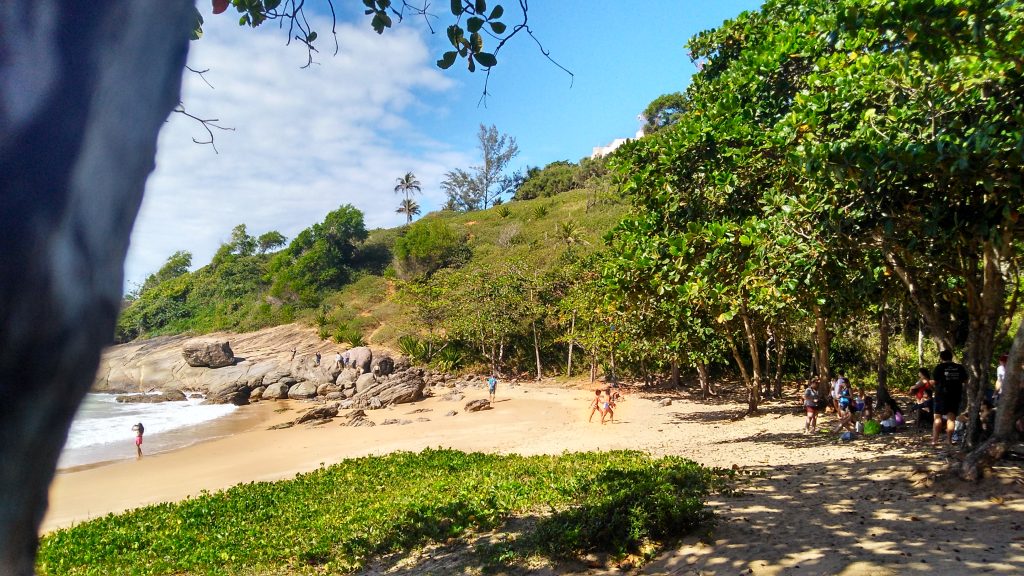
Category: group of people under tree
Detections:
[{"x1": 803, "y1": 349, "x2": 1020, "y2": 447}]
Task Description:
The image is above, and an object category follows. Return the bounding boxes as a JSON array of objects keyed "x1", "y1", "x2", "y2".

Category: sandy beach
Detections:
[{"x1": 43, "y1": 381, "x2": 1024, "y2": 574}]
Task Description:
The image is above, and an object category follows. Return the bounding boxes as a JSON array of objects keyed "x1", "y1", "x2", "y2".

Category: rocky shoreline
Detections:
[{"x1": 95, "y1": 323, "x2": 511, "y2": 415}]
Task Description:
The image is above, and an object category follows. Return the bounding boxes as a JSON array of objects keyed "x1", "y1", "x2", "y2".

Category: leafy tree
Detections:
[
  {"x1": 228, "y1": 223, "x2": 256, "y2": 256},
  {"x1": 641, "y1": 92, "x2": 686, "y2": 134},
  {"x1": 138, "y1": 250, "x2": 193, "y2": 295},
  {"x1": 269, "y1": 204, "x2": 368, "y2": 301},
  {"x1": 256, "y1": 230, "x2": 287, "y2": 254},
  {"x1": 394, "y1": 172, "x2": 422, "y2": 224},
  {"x1": 441, "y1": 124, "x2": 520, "y2": 211},
  {"x1": 513, "y1": 161, "x2": 578, "y2": 200},
  {"x1": 392, "y1": 219, "x2": 470, "y2": 278}
]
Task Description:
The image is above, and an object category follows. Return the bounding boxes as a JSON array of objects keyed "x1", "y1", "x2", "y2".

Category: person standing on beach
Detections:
[
  {"x1": 131, "y1": 422, "x2": 144, "y2": 459},
  {"x1": 334, "y1": 351, "x2": 342, "y2": 370},
  {"x1": 487, "y1": 374, "x2": 498, "y2": 403},
  {"x1": 932, "y1": 349, "x2": 968, "y2": 446},
  {"x1": 588, "y1": 389, "x2": 602, "y2": 422}
]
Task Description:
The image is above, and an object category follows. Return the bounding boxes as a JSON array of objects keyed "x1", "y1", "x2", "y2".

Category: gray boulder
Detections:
[
  {"x1": 294, "y1": 403, "x2": 339, "y2": 424},
  {"x1": 336, "y1": 367, "x2": 360, "y2": 387},
  {"x1": 371, "y1": 354, "x2": 395, "y2": 377},
  {"x1": 288, "y1": 381, "x2": 318, "y2": 400},
  {"x1": 182, "y1": 340, "x2": 235, "y2": 368},
  {"x1": 341, "y1": 409, "x2": 375, "y2": 427},
  {"x1": 345, "y1": 346, "x2": 373, "y2": 374},
  {"x1": 261, "y1": 382, "x2": 290, "y2": 400},
  {"x1": 442, "y1": 391, "x2": 465, "y2": 402},
  {"x1": 204, "y1": 380, "x2": 250, "y2": 406},
  {"x1": 464, "y1": 399, "x2": 491, "y2": 412},
  {"x1": 250, "y1": 386, "x2": 266, "y2": 401},
  {"x1": 355, "y1": 372, "x2": 377, "y2": 393},
  {"x1": 351, "y1": 368, "x2": 426, "y2": 410}
]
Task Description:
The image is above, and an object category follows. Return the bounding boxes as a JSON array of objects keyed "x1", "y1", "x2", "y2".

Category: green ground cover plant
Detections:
[{"x1": 37, "y1": 449, "x2": 719, "y2": 575}]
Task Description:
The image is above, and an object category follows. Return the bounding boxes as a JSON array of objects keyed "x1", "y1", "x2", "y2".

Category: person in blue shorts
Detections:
[{"x1": 487, "y1": 374, "x2": 497, "y2": 403}]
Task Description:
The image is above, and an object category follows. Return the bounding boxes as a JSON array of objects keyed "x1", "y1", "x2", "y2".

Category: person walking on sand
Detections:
[
  {"x1": 600, "y1": 388, "x2": 614, "y2": 424},
  {"x1": 588, "y1": 389, "x2": 602, "y2": 423},
  {"x1": 131, "y1": 422, "x2": 145, "y2": 459},
  {"x1": 487, "y1": 374, "x2": 498, "y2": 403}
]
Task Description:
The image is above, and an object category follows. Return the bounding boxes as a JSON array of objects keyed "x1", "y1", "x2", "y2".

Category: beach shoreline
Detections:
[{"x1": 42, "y1": 381, "x2": 1024, "y2": 574}]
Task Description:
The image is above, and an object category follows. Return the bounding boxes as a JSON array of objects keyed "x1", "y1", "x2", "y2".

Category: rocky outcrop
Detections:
[
  {"x1": 350, "y1": 367, "x2": 426, "y2": 410},
  {"x1": 116, "y1": 390, "x2": 187, "y2": 403},
  {"x1": 465, "y1": 399, "x2": 491, "y2": 412},
  {"x1": 341, "y1": 409, "x2": 375, "y2": 427},
  {"x1": 294, "y1": 403, "x2": 339, "y2": 425},
  {"x1": 182, "y1": 340, "x2": 235, "y2": 368},
  {"x1": 93, "y1": 325, "x2": 409, "y2": 406},
  {"x1": 204, "y1": 380, "x2": 250, "y2": 406},
  {"x1": 371, "y1": 354, "x2": 394, "y2": 377}
]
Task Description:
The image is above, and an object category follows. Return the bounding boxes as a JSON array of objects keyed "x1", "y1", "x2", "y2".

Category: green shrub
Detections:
[
  {"x1": 393, "y1": 220, "x2": 471, "y2": 278},
  {"x1": 37, "y1": 450, "x2": 716, "y2": 575}
]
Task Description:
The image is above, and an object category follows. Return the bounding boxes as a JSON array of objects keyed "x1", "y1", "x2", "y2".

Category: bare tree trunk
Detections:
[
  {"x1": 877, "y1": 306, "x2": 891, "y2": 404},
  {"x1": 532, "y1": 320, "x2": 541, "y2": 381},
  {"x1": 671, "y1": 360, "x2": 681, "y2": 388},
  {"x1": 566, "y1": 311, "x2": 575, "y2": 377},
  {"x1": 696, "y1": 361, "x2": 714, "y2": 399},
  {"x1": 0, "y1": 2, "x2": 193, "y2": 573},
  {"x1": 590, "y1": 358, "x2": 597, "y2": 384},
  {"x1": 962, "y1": 240, "x2": 1006, "y2": 449},
  {"x1": 773, "y1": 333, "x2": 785, "y2": 398},
  {"x1": 960, "y1": 314, "x2": 1024, "y2": 480},
  {"x1": 814, "y1": 307, "x2": 831, "y2": 398},
  {"x1": 740, "y1": 300, "x2": 762, "y2": 413},
  {"x1": 727, "y1": 333, "x2": 757, "y2": 413}
]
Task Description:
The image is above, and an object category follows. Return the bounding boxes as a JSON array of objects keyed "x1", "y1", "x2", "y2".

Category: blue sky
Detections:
[{"x1": 127, "y1": 0, "x2": 763, "y2": 289}]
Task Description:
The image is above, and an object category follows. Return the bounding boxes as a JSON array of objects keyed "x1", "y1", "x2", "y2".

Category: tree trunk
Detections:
[
  {"x1": 877, "y1": 306, "x2": 891, "y2": 402},
  {"x1": 960, "y1": 311, "x2": 1024, "y2": 480},
  {"x1": 696, "y1": 361, "x2": 714, "y2": 399},
  {"x1": 814, "y1": 307, "x2": 831, "y2": 398},
  {"x1": 671, "y1": 360, "x2": 681, "y2": 388},
  {"x1": 740, "y1": 301, "x2": 762, "y2": 413},
  {"x1": 963, "y1": 240, "x2": 1006, "y2": 449},
  {"x1": 590, "y1": 358, "x2": 597, "y2": 384},
  {"x1": 532, "y1": 320, "x2": 542, "y2": 381},
  {"x1": 0, "y1": 2, "x2": 193, "y2": 573},
  {"x1": 566, "y1": 311, "x2": 575, "y2": 377},
  {"x1": 727, "y1": 333, "x2": 757, "y2": 413},
  {"x1": 773, "y1": 333, "x2": 785, "y2": 398}
]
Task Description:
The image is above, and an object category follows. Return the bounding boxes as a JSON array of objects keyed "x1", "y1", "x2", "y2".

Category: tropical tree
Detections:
[
  {"x1": 641, "y1": 92, "x2": 687, "y2": 134},
  {"x1": 395, "y1": 198, "x2": 421, "y2": 224},
  {"x1": 393, "y1": 172, "x2": 422, "y2": 224},
  {"x1": 256, "y1": 230, "x2": 287, "y2": 254}
]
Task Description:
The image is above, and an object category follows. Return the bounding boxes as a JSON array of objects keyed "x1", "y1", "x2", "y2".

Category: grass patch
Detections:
[{"x1": 38, "y1": 449, "x2": 719, "y2": 575}]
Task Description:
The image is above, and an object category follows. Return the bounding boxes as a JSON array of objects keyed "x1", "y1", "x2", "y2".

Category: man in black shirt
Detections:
[{"x1": 932, "y1": 349, "x2": 969, "y2": 446}]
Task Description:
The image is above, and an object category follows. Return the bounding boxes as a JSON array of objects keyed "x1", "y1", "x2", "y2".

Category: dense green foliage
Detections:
[
  {"x1": 606, "y1": 0, "x2": 1024, "y2": 434},
  {"x1": 38, "y1": 450, "x2": 718, "y2": 575},
  {"x1": 392, "y1": 219, "x2": 470, "y2": 278},
  {"x1": 513, "y1": 161, "x2": 579, "y2": 200}
]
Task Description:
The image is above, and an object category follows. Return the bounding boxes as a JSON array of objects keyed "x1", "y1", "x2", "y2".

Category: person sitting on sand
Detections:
[
  {"x1": 600, "y1": 388, "x2": 614, "y2": 424},
  {"x1": 131, "y1": 422, "x2": 144, "y2": 459},
  {"x1": 588, "y1": 389, "x2": 602, "y2": 423},
  {"x1": 803, "y1": 381, "x2": 819, "y2": 433},
  {"x1": 833, "y1": 382, "x2": 856, "y2": 433}
]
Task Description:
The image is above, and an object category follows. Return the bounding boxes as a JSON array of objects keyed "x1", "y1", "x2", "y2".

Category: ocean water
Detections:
[{"x1": 58, "y1": 393, "x2": 237, "y2": 469}]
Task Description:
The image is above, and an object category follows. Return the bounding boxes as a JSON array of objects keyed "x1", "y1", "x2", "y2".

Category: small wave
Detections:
[{"x1": 64, "y1": 393, "x2": 237, "y2": 450}]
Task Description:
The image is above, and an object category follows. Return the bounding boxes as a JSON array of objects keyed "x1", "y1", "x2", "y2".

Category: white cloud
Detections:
[{"x1": 126, "y1": 13, "x2": 470, "y2": 289}]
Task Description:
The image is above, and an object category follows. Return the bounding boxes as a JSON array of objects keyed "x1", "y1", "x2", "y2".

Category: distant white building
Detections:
[{"x1": 590, "y1": 115, "x2": 647, "y2": 159}]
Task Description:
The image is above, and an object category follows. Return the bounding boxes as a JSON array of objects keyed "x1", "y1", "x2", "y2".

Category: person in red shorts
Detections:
[{"x1": 132, "y1": 422, "x2": 145, "y2": 459}]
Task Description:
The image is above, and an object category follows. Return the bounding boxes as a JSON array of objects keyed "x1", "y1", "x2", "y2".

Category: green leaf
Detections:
[
  {"x1": 475, "y1": 0, "x2": 487, "y2": 14},
  {"x1": 490, "y1": 5, "x2": 504, "y2": 19},
  {"x1": 489, "y1": 21, "x2": 506, "y2": 34},
  {"x1": 437, "y1": 51, "x2": 457, "y2": 69},
  {"x1": 306, "y1": 31, "x2": 317, "y2": 42},
  {"x1": 451, "y1": 0, "x2": 463, "y2": 15},
  {"x1": 470, "y1": 31, "x2": 483, "y2": 52},
  {"x1": 475, "y1": 52, "x2": 497, "y2": 67},
  {"x1": 467, "y1": 17, "x2": 484, "y2": 33},
  {"x1": 266, "y1": 0, "x2": 281, "y2": 10}
]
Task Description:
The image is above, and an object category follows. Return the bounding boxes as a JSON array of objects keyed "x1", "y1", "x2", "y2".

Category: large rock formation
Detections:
[
  {"x1": 350, "y1": 367, "x2": 426, "y2": 410},
  {"x1": 182, "y1": 340, "x2": 235, "y2": 368},
  {"x1": 345, "y1": 346, "x2": 373, "y2": 374},
  {"x1": 115, "y1": 390, "x2": 187, "y2": 403}
]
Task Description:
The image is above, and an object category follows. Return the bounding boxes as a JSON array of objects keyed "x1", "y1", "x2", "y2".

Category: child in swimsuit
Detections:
[
  {"x1": 803, "y1": 382, "x2": 818, "y2": 433},
  {"x1": 600, "y1": 389, "x2": 613, "y2": 424},
  {"x1": 588, "y1": 389, "x2": 602, "y2": 423}
]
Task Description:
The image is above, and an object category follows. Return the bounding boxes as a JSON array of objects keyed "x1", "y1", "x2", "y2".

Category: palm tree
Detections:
[
  {"x1": 396, "y1": 198, "x2": 421, "y2": 223},
  {"x1": 394, "y1": 171, "x2": 422, "y2": 224}
]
